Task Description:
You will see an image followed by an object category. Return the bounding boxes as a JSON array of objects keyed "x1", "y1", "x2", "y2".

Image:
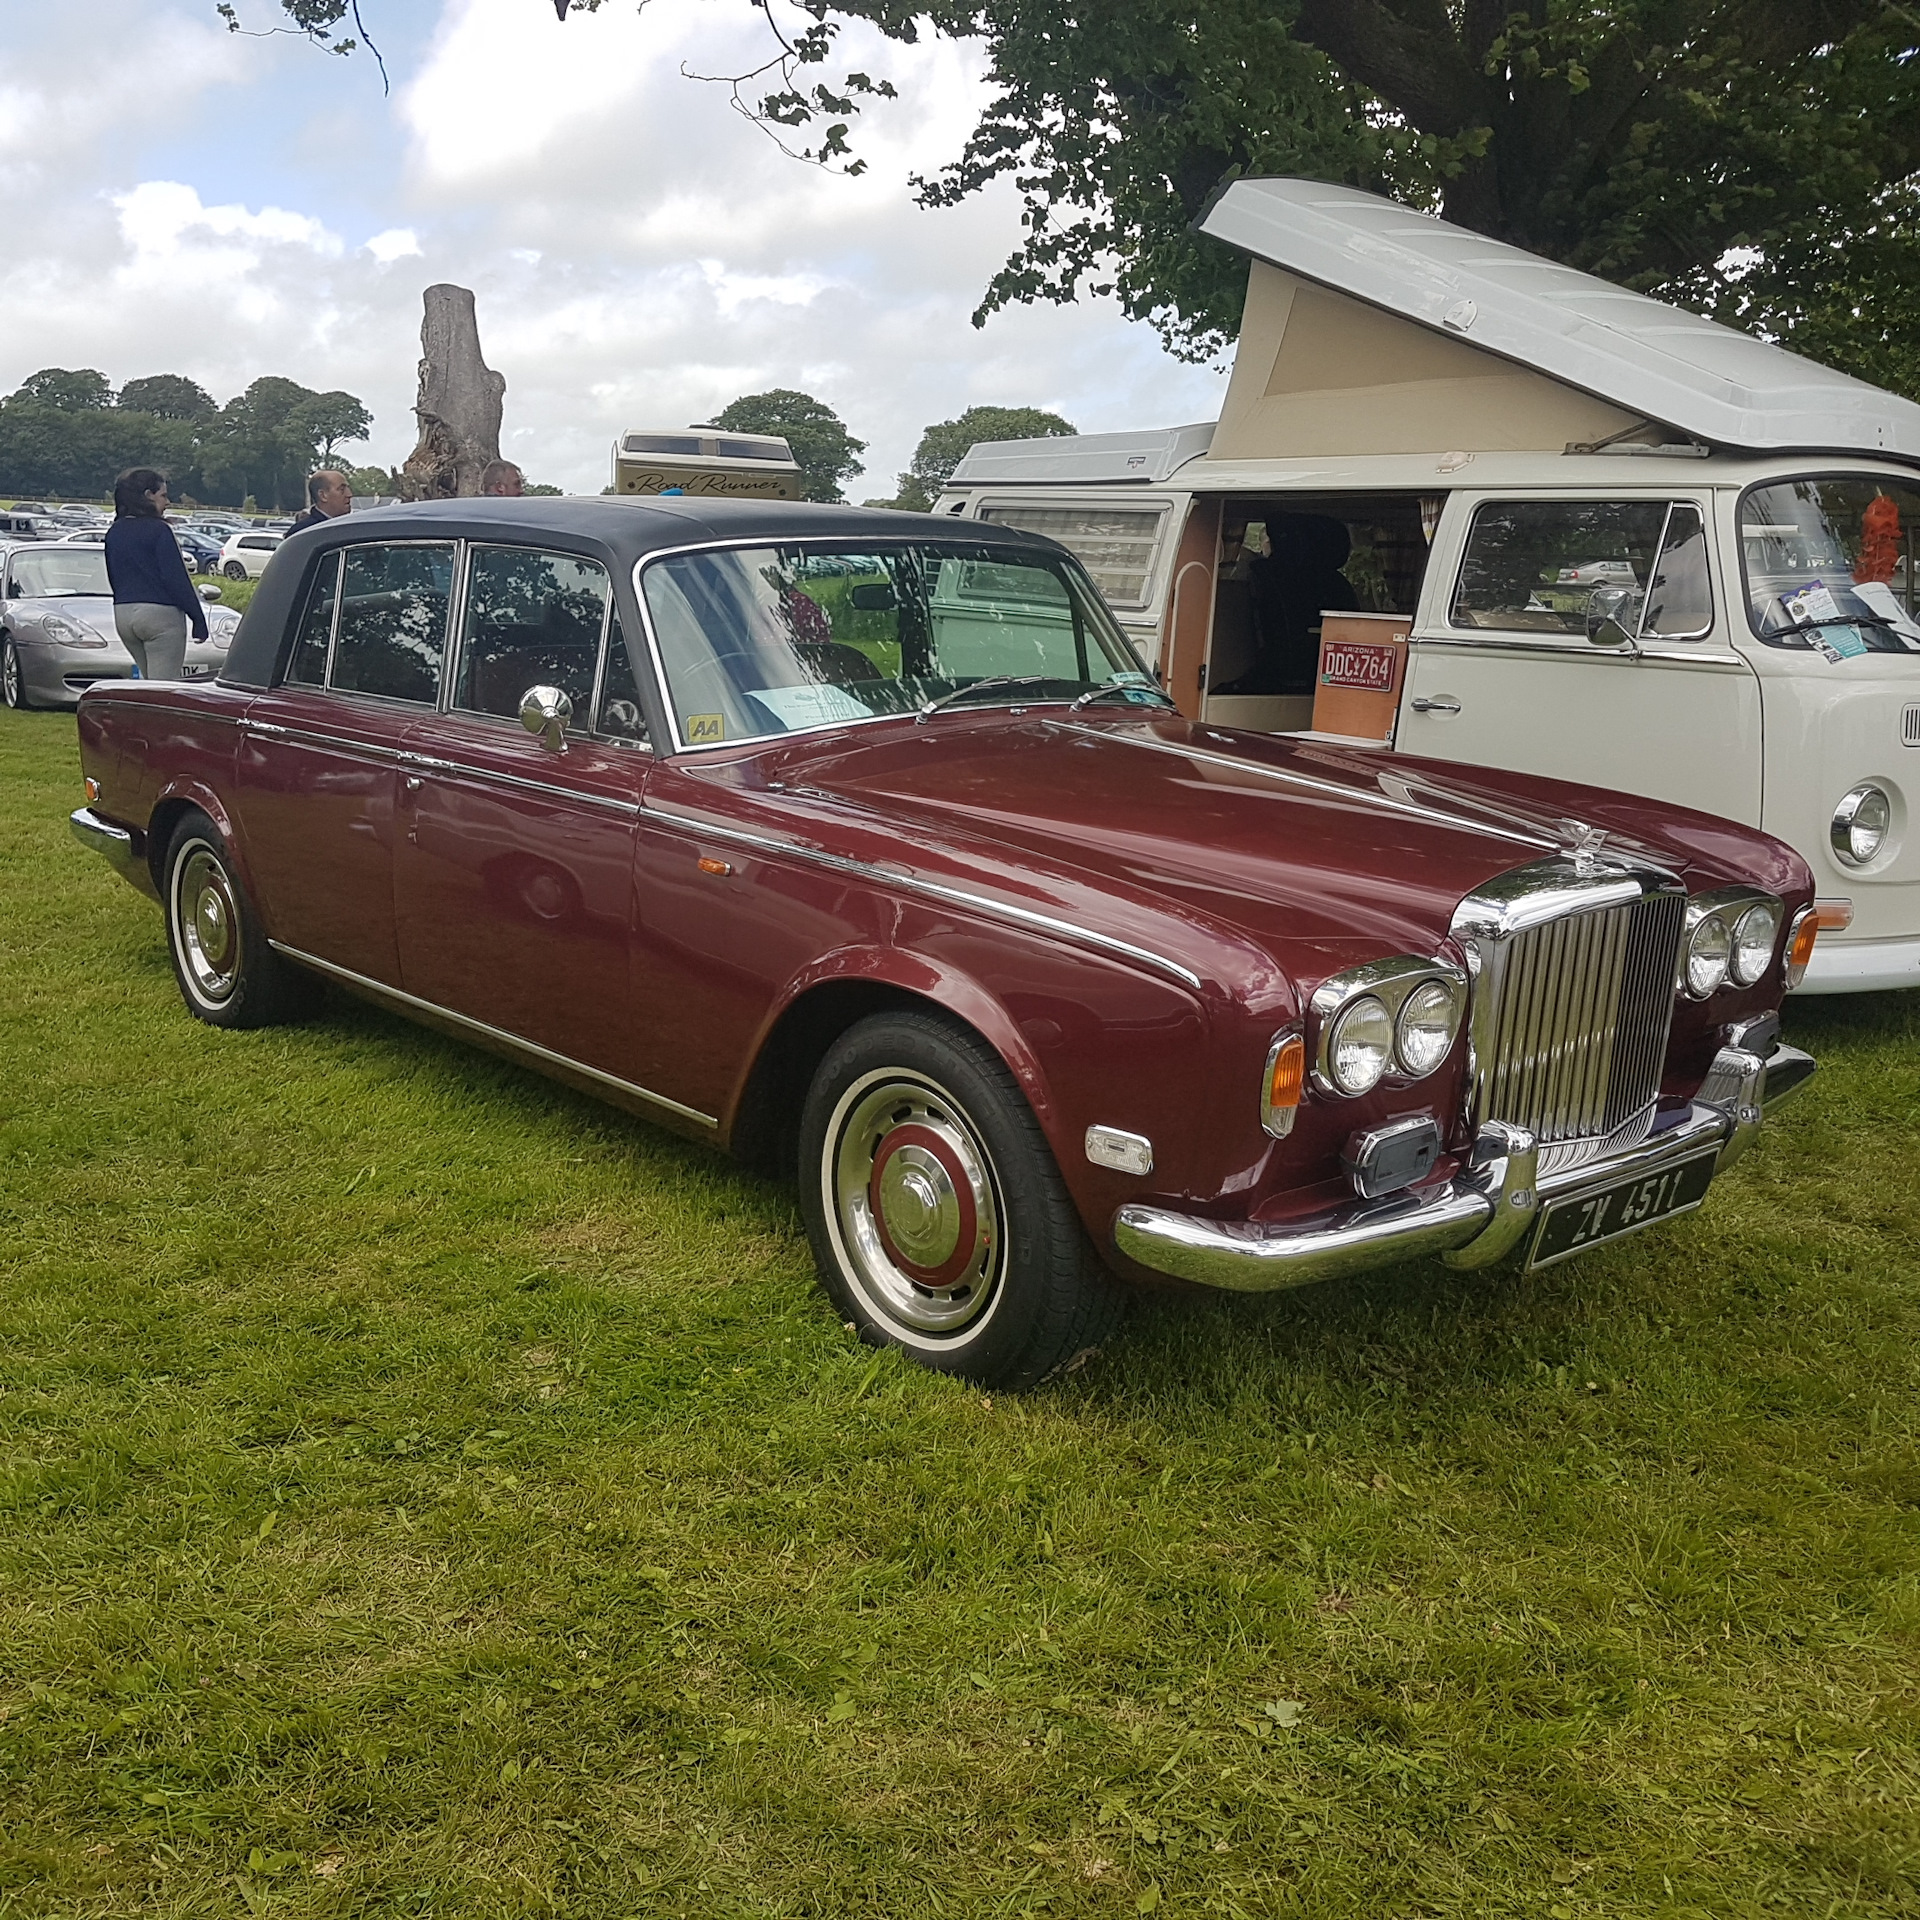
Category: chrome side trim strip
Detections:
[
  {"x1": 398, "y1": 751, "x2": 642, "y2": 817},
  {"x1": 1050, "y1": 721, "x2": 1554, "y2": 852},
  {"x1": 242, "y1": 717, "x2": 404, "y2": 764},
  {"x1": 265, "y1": 942, "x2": 719, "y2": 1131},
  {"x1": 641, "y1": 802, "x2": 1205, "y2": 991}
]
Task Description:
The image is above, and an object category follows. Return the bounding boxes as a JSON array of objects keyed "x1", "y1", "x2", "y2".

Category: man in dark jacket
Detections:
[{"x1": 289, "y1": 470, "x2": 352, "y2": 532}]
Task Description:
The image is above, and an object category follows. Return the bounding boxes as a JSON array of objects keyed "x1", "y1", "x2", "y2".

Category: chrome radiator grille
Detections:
[{"x1": 1464, "y1": 876, "x2": 1686, "y2": 1151}]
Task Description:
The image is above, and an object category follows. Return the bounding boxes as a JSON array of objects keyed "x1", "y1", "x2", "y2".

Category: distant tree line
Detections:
[
  {"x1": 0, "y1": 368, "x2": 371, "y2": 509},
  {"x1": 709, "y1": 390, "x2": 1076, "y2": 509}
]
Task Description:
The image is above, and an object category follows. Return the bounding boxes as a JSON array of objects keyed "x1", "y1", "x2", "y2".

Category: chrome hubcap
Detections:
[
  {"x1": 175, "y1": 847, "x2": 240, "y2": 1002},
  {"x1": 828, "y1": 1071, "x2": 1001, "y2": 1336},
  {"x1": 2, "y1": 645, "x2": 18, "y2": 706}
]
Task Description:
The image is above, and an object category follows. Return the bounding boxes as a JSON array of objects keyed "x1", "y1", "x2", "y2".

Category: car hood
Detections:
[{"x1": 706, "y1": 712, "x2": 1806, "y2": 998}]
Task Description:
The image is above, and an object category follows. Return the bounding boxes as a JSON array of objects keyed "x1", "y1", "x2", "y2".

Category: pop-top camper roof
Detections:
[
  {"x1": 1196, "y1": 177, "x2": 1920, "y2": 465},
  {"x1": 950, "y1": 179, "x2": 1920, "y2": 484}
]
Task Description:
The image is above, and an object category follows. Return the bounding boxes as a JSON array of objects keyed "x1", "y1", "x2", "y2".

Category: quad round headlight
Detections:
[
  {"x1": 1394, "y1": 977, "x2": 1461, "y2": 1077},
  {"x1": 1684, "y1": 909, "x2": 1732, "y2": 998},
  {"x1": 1327, "y1": 994, "x2": 1393, "y2": 1095},
  {"x1": 1831, "y1": 784, "x2": 1891, "y2": 867},
  {"x1": 1729, "y1": 900, "x2": 1781, "y2": 987}
]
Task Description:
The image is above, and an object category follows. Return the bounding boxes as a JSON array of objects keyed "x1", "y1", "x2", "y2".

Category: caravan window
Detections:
[{"x1": 975, "y1": 504, "x2": 1166, "y2": 608}]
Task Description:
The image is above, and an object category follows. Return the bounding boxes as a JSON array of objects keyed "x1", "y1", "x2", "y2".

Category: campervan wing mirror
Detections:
[
  {"x1": 849, "y1": 582, "x2": 897, "y2": 612},
  {"x1": 1586, "y1": 584, "x2": 1642, "y2": 649}
]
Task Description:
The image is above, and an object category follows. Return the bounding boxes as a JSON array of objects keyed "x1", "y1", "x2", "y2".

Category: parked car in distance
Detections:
[
  {"x1": 174, "y1": 527, "x2": 223, "y2": 574},
  {"x1": 71, "y1": 497, "x2": 1820, "y2": 1386},
  {"x1": 220, "y1": 529, "x2": 283, "y2": 579},
  {"x1": 1, "y1": 543, "x2": 238, "y2": 709}
]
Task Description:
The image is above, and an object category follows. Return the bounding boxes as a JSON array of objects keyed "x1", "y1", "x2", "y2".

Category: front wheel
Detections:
[
  {"x1": 798, "y1": 1011, "x2": 1122, "y2": 1388},
  {"x1": 223, "y1": 561, "x2": 248, "y2": 580},
  {"x1": 162, "y1": 810, "x2": 316, "y2": 1028},
  {"x1": 1, "y1": 637, "x2": 31, "y2": 710}
]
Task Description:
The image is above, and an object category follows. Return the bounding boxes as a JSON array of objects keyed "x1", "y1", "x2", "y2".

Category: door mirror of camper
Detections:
[{"x1": 1586, "y1": 584, "x2": 1642, "y2": 648}]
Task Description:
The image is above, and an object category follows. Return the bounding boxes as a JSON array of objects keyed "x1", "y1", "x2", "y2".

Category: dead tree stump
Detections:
[{"x1": 400, "y1": 284, "x2": 505, "y2": 499}]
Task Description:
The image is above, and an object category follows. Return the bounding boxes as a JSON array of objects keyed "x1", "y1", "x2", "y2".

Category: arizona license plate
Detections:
[{"x1": 1528, "y1": 1150, "x2": 1718, "y2": 1269}]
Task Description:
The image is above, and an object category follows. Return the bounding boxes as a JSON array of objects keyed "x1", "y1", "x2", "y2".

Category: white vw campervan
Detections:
[{"x1": 937, "y1": 180, "x2": 1920, "y2": 993}]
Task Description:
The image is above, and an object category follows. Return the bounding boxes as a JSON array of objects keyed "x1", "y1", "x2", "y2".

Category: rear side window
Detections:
[
  {"x1": 1452, "y1": 500, "x2": 1711, "y2": 637},
  {"x1": 330, "y1": 542, "x2": 455, "y2": 704},
  {"x1": 286, "y1": 553, "x2": 340, "y2": 685},
  {"x1": 975, "y1": 503, "x2": 1166, "y2": 608}
]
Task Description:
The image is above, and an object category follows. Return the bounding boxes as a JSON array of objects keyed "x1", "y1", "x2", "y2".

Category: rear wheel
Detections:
[
  {"x1": 162, "y1": 810, "x2": 316, "y2": 1028},
  {"x1": 1, "y1": 637, "x2": 31, "y2": 710},
  {"x1": 223, "y1": 560, "x2": 248, "y2": 580},
  {"x1": 799, "y1": 1011, "x2": 1122, "y2": 1388}
]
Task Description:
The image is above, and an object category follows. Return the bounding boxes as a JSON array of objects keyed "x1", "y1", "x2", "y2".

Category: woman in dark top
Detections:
[{"x1": 103, "y1": 468, "x2": 208, "y2": 680}]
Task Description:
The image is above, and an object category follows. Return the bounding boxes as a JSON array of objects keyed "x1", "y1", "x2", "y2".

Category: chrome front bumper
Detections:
[
  {"x1": 1113, "y1": 1040, "x2": 1816, "y2": 1293},
  {"x1": 70, "y1": 806, "x2": 157, "y2": 900}
]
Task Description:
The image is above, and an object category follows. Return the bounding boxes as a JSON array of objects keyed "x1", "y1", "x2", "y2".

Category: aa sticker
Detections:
[{"x1": 686, "y1": 713, "x2": 725, "y2": 743}]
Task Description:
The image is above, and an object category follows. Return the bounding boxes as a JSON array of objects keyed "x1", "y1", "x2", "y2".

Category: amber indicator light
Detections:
[
  {"x1": 1268, "y1": 1034, "x2": 1305, "y2": 1112},
  {"x1": 83, "y1": 777, "x2": 100, "y2": 802},
  {"x1": 1813, "y1": 898, "x2": 1853, "y2": 931},
  {"x1": 1787, "y1": 913, "x2": 1820, "y2": 975},
  {"x1": 697, "y1": 855, "x2": 732, "y2": 876}
]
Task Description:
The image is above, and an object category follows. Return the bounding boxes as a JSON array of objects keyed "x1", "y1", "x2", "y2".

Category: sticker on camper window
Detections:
[{"x1": 686, "y1": 713, "x2": 725, "y2": 743}]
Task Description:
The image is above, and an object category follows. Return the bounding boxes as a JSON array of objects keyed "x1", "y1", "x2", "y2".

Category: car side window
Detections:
[
  {"x1": 330, "y1": 542, "x2": 455, "y2": 704},
  {"x1": 595, "y1": 610, "x2": 650, "y2": 745},
  {"x1": 1451, "y1": 501, "x2": 1671, "y2": 634},
  {"x1": 453, "y1": 547, "x2": 608, "y2": 725},
  {"x1": 286, "y1": 553, "x2": 340, "y2": 685}
]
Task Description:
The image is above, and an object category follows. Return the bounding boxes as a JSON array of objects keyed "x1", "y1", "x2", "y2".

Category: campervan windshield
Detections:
[{"x1": 1741, "y1": 477, "x2": 1920, "y2": 653}]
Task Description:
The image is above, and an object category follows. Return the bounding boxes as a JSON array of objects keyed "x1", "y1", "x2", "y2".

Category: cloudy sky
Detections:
[{"x1": 3, "y1": 0, "x2": 1230, "y2": 496}]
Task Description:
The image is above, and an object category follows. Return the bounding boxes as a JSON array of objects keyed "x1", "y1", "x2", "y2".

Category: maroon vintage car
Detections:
[{"x1": 70, "y1": 498, "x2": 1818, "y2": 1385}]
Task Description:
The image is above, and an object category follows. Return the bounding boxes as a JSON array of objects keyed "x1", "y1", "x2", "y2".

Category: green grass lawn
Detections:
[{"x1": 1, "y1": 714, "x2": 1915, "y2": 1918}]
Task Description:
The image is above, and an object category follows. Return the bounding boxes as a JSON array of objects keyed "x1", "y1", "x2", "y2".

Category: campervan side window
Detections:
[
  {"x1": 975, "y1": 504, "x2": 1167, "y2": 609},
  {"x1": 1451, "y1": 500, "x2": 1712, "y2": 637}
]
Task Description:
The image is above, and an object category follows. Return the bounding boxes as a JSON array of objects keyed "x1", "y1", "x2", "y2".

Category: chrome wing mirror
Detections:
[
  {"x1": 1585, "y1": 583, "x2": 1643, "y2": 650},
  {"x1": 519, "y1": 683, "x2": 572, "y2": 752}
]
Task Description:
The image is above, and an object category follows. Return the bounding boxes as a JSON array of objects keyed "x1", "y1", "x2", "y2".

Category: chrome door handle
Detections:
[{"x1": 1409, "y1": 694, "x2": 1461, "y2": 714}]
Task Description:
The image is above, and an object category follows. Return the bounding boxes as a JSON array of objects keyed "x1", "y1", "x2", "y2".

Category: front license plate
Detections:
[{"x1": 1528, "y1": 1150, "x2": 1718, "y2": 1269}]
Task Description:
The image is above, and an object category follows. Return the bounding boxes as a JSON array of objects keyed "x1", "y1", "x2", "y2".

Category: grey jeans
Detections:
[{"x1": 114, "y1": 603, "x2": 190, "y2": 680}]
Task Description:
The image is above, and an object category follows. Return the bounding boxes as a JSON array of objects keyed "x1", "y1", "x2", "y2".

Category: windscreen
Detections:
[
  {"x1": 1740, "y1": 477, "x2": 1920, "y2": 655},
  {"x1": 641, "y1": 542, "x2": 1150, "y2": 747},
  {"x1": 11, "y1": 549, "x2": 110, "y2": 596}
]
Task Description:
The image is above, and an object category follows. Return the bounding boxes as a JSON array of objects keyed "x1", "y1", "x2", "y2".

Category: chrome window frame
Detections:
[
  {"x1": 630, "y1": 533, "x2": 1140, "y2": 756},
  {"x1": 315, "y1": 537, "x2": 461, "y2": 711}
]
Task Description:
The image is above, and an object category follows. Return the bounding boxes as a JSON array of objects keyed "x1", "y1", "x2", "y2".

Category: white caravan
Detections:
[{"x1": 936, "y1": 179, "x2": 1920, "y2": 994}]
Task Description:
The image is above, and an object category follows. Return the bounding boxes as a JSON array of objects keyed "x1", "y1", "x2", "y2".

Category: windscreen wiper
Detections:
[
  {"x1": 1759, "y1": 612, "x2": 1912, "y2": 648},
  {"x1": 1068, "y1": 680, "x2": 1179, "y2": 713},
  {"x1": 915, "y1": 675, "x2": 1051, "y2": 722}
]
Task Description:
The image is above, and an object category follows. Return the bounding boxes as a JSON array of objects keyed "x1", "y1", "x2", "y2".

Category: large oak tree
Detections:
[{"x1": 254, "y1": 2, "x2": 1920, "y2": 389}]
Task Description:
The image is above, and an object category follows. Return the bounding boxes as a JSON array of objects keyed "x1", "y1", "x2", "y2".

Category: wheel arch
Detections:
[
  {"x1": 146, "y1": 782, "x2": 252, "y2": 901},
  {"x1": 724, "y1": 952, "x2": 1051, "y2": 1178}
]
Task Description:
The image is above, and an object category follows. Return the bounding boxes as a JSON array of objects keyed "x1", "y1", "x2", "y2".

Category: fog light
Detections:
[{"x1": 1831, "y1": 784, "x2": 1891, "y2": 867}]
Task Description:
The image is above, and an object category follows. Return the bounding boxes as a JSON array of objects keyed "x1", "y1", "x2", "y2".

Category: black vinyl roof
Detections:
[{"x1": 221, "y1": 495, "x2": 1064, "y2": 690}]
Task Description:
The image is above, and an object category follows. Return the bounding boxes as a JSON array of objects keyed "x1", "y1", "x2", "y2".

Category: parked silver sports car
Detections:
[{"x1": 0, "y1": 542, "x2": 240, "y2": 710}]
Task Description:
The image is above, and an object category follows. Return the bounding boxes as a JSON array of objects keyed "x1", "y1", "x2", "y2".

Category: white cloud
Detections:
[
  {"x1": 365, "y1": 227, "x2": 424, "y2": 264},
  {"x1": 116, "y1": 182, "x2": 342, "y2": 260}
]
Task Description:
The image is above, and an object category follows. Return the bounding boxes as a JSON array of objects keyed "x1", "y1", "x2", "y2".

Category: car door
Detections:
[
  {"x1": 233, "y1": 540, "x2": 456, "y2": 987},
  {"x1": 1396, "y1": 494, "x2": 1762, "y2": 823},
  {"x1": 394, "y1": 544, "x2": 654, "y2": 1081}
]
